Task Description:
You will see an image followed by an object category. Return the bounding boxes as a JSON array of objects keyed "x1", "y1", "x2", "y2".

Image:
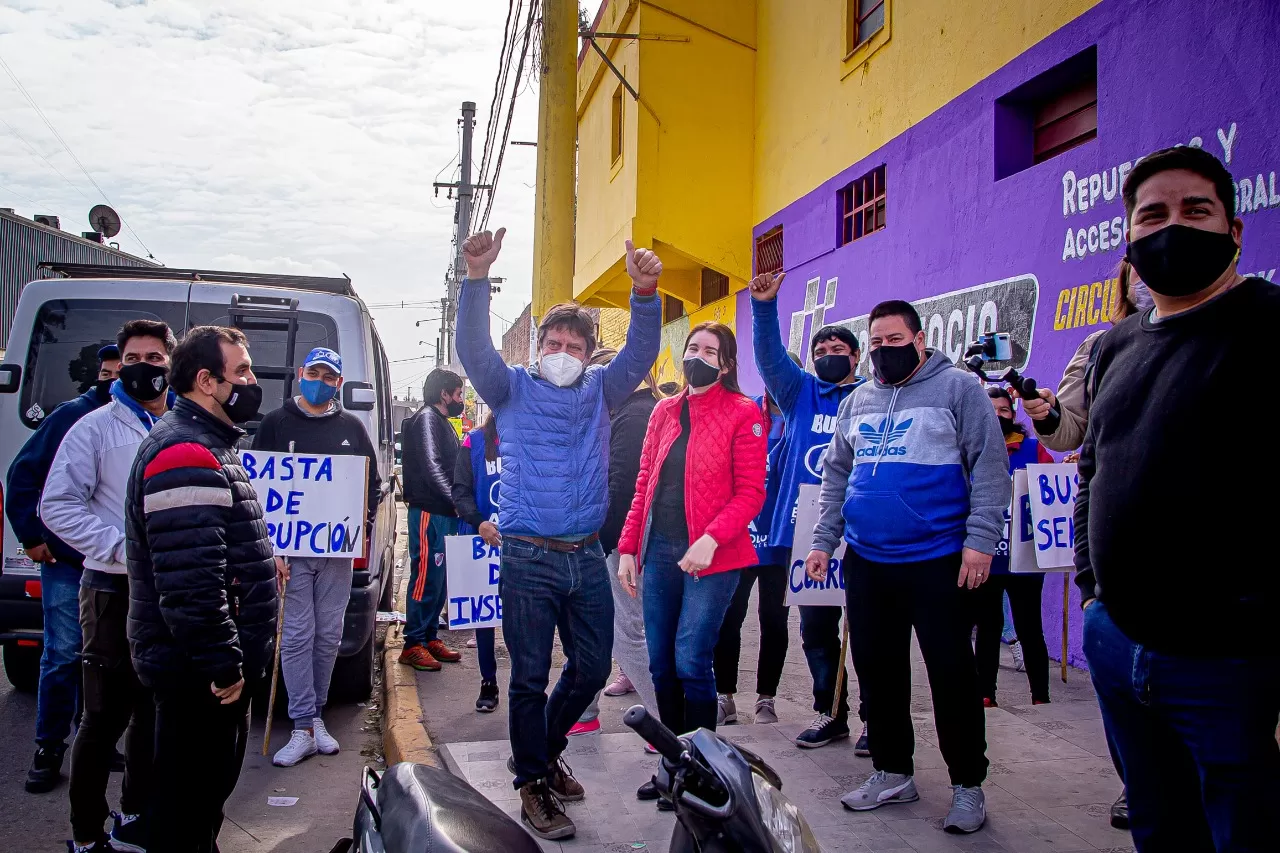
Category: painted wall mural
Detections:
[{"x1": 737, "y1": 0, "x2": 1280, "y2": 667}]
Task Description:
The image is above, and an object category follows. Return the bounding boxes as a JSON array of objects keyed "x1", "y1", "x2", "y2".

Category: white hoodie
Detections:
[{"x1": 40, "y1": 399, "x2": 152, "y2": 575}]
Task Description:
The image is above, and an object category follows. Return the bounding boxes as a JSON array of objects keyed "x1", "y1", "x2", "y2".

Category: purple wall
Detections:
[{"x1": 740, "y1": 0, "x2": 1280, "y2": 668}]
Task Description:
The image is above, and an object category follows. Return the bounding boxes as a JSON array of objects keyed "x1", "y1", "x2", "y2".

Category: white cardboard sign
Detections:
[
  {"x1": 1008, "y1": 469, "x2": 1044, "y2": 573},
  {"x1": 241, "y1": 451, "x2": 367, "y2": 558},
  {"x1": 444, "y1": 535, "x2": 502, "y2": 631},
  {"x1": 784, "y1": 484, "x2": 848, "y2": 607},
  {"x1": 1025, "y1": 463, "x2": 1079, "y2": 571}
]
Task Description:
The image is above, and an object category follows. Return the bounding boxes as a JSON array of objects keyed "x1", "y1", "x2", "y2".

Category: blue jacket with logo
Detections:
[
  {"x1": 752, "y1": 297, "x2": 865, "y2": 551},
  {"x1": 456, "y1": 278, "x2": 662, "y2": 538},
  {"x1": 990, "y1": 431, "x2": 1052, "y2": 574},
  {"x1": 811, "y1": 349, "x2": 1011, "y2": 563},
  {"x1": 750, "y1": 398, "x2": 787, "y2": 565},
  {"x1": 454, "y1": 428, "x2": 501, "y2": 535}
]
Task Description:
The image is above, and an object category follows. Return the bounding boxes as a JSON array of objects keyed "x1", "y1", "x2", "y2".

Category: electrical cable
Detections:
[{"x1": 0, "y1": 51, "x2": 157, "y2": 259}]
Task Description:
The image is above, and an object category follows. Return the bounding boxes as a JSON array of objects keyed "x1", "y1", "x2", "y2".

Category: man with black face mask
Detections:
[
  {"x1": 398, "y1": 368, "x2": 464, "y2": 672},
  {"x1": 748, "y1": 271, "x2": 870, "y2": 753},
  {"x1": 41, "y1": 319, "x2": 176, "y2": 853},
  {"x1": 124, "y1": 325, "x2": 276, "y2": 853},
  {"x1": 6, "y1": 344, "x2": 118, "y2": 796},
  {"x1": 804, "y1": 300, "x2": 1008, "y2": 835},
  {"x1": 1075, "y1": 145, "x2": 1280, "y2": 852}
]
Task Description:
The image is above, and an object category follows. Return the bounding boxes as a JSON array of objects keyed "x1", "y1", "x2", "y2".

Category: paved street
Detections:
[
  {"x1": 0, "y1": 640, "x2": 383, "y2": 851},
  {"x1": 416, "y1": 590, "x2": 1136, "y2": 853}
]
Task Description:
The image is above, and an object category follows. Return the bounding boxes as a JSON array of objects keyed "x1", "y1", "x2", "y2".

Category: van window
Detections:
[
  {"x1": 371, "y1": 329, "x2": 392, "y2": 445},
  {"x1": 19, "y1": 299, "x2": 187, "y2": 428},
  {"x1": 187, "y1": 304, "x2": 339, "y2": 420}
]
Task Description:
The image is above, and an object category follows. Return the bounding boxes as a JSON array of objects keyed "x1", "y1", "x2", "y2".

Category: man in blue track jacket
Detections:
[
  {"x1": 748, "y1": 271, "x2": 869, "y2": 752},
  {"x1": 456, "y1": 227, "x2": 662, "y2": 841},
  {"x1": 5, "y1": 345, "x2": 119, "y2": 794}
]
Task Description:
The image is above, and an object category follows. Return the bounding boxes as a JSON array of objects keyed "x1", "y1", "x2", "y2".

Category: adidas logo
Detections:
[
  {"x1": 855, "y1": 417, "x2": 913, "y2": 458},
  {"x1": 341, "y1": 439, "x2": 351, "y2": 446}
]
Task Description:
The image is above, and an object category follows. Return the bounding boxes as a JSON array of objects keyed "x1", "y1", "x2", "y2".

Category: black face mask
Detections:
[
  {"x1": 218, "y1": 380, "x2": 263, "y2": 424},
  {"x1": 119, "y1": 362, "x2": 169, "y2": 402},
  {"x1": 445, "y1": 400, "x2": 464, "y2": 417},
  {"x1": 814, "y1": 354, "x2": 854, "y2": 384},
  {"x1": 998, "y1": 415, "x2": 1017, "y2": 436},
  {"x1": 683, "y1": 356, "x2": 721, "y2": 389},
  {"x1": 870, "y1": 342, "x2": 921, "y2": 386},
  {"x1": 94, "y1": 379, "x2": 114, "y2": 403},
  {"x1": 1126, "y1": 223, "x2": 1238, "y2": 298}
]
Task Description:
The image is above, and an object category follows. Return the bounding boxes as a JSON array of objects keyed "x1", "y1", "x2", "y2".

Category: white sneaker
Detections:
[
  {"x1": 717, "y1": 694, "x2": 737, "y2": 725},
  {"x1": 1010, "y1": 639, "x2": 1026, "y2": 672},
  {"x1": 273, "y1": 730, "x2": 318, "y2": 767},
  {"x1": 313, "y1": 718, "x2": 340, "y2": 755},
  {"x1": 840, "y1": 770, "x2": 919, "y2": 811}
]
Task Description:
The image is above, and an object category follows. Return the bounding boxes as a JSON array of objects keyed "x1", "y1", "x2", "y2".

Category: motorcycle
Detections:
[{"x1": 333, "y1": 704, "x2": 822, "y2": 852}]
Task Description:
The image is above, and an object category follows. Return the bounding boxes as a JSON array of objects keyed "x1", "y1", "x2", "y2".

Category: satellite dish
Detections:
[{"x1": 88, "y1": 204, "x2": 121, "y2": 239}]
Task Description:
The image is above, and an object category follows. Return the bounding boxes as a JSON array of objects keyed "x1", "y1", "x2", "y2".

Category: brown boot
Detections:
[
  {"x1": 426, "y1": 639, "x2": 462, "y2": 663},
  {"x1": 547, "y1": 756, "x2": 585, "y2": 801},
  {"x1": 518, "y1": 779, "x2": 575, "y2": 840},
  {"x1": 398, "y1": 645, "x2": 440, "y2": 671}
]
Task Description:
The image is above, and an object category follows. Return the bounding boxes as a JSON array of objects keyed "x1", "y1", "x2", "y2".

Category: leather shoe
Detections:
[
  {"x1": 636, "y1": 779, "x2": 660, "y2": 801},
  {"x1": 1109, "y1": 790, "x2": 1129, "y2": 830}
]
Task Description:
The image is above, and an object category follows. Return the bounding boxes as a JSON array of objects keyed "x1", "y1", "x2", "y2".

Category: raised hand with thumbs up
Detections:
[
  {"x1": 624, "y1": 239, "x2": 662, "y2": 295},
  {"x1": 462, "y1": 227, "x2": 507, "y2": 280}
]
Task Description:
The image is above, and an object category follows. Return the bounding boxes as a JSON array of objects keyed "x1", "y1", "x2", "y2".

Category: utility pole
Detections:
[
  {"x1": 435, "y1": 101, "x2": 487, "y2": 374},
  {"x1": 532, "y1": 0, "x2": 577, "y2": 317}
]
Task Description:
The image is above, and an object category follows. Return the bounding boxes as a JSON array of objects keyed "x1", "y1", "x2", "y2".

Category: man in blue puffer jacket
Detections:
[{"x1": 456, "y1": 227, "x2": 663, "y2": 841}]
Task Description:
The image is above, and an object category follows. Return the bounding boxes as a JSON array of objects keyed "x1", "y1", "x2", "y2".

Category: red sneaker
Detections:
[
  {"x1": 568, "y1": 718, "x2": 600, "y2": 736},
  {"x1": 399, "y1": 645, "x2": 441, "y2": 671},
  {"x1": 427, "y1": 639, "x2": 462, "y2": 663},
  {"x1": 982, "y1": 697, "x2": 998, "y2": 709}
]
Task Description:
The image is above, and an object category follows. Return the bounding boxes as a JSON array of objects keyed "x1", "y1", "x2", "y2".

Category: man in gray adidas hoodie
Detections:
[{"x1": 804, "y1": 299, "x2": 1009, "y2": 834}]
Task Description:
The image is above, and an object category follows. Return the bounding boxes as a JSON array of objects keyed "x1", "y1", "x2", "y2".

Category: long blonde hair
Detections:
[{"x1": 588, "y1": 348, "x2": 662, "y2": 398}]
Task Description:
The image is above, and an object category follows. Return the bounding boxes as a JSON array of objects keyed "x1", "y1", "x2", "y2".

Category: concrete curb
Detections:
[{"x1": 381, "y1": 622, "x2": 438, "y2": 767}]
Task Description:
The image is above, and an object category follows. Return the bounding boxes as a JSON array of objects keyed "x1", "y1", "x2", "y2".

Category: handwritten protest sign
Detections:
[
  {"x1": 785, "y1": 484, "x2": 847, "y2": 607},
  {"x1": 242, "y1": 451, "x2": 367, "y2": 558},
  {"x1": 1008, "y1": 469, "x2": 1043, "y2": 573},
  {"x1": 445, "y1": 535, "x2": 502, "y2": 631},
  {"x1": 1026, "y1": 463, "x2": 1078, "y2": 570}
]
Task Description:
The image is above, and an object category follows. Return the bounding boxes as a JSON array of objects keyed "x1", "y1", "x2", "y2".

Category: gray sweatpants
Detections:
[
  {"x1": 581, "y1": 550, "x2": 658, "y2": 722},
  {"x1": 281, "y1": 557, "x2": 352, "y2": 727}
]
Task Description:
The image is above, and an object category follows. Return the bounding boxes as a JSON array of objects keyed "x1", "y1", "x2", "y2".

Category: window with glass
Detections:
[{"x1": 838, "y1": 165, "x2": 887, "y2": 247}]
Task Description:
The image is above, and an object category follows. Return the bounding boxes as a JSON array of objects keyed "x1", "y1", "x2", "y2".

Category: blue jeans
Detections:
[
  {"x1": 799, "y1": 604, "x2": 865, "y2": 721},
  {"x1": 405, "y1": 509, "x2": 457, "y2": 647},
  {"x1": 500, "y1": 536, "x2": 613, "y2": 788},
  {"x1": 1084, "y1": 601, "x2": 1280, "y2": 852},
  {"x1": 642, "y1": 532, "x2": 738, "y2": 735},
  {"x1": 36, "y1": 562, "x2": 82, "y2": 747}
]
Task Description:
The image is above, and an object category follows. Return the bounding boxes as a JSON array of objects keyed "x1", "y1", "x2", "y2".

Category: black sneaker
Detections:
[
  {"x1": 854, "y1": 723, "x2": 871, "y2": 757},
  {"x1": 794, "y1": 714, "x2": 850, "y2": 749},
  {"x1": 66, "y1": 838, "x2": 118, "y2": 853},
  {"x1": 1109, "y1": 789, "x2": 1129, "y2": 829},
  {"x1": 109, "y1": 811, "x2": 146, "y2": 853},
  {"x1": 26, "y1": 743, "x2": 66, "y2": 794},
  {"x1": 475, "y1": 680, "x2": 499, "y2": 713}
]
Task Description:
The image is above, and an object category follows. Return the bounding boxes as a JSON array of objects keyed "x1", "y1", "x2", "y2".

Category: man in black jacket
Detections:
[
  {"x1": 252, "y1": 346, "x2": 381, "y2": 767},
  {"x1": 125, "y1": 326, "x2": 276, "y2": 853},
  {"x1": 1076, "y1": 146, "x2": 1280, "y2": 851},
  {"x1": 398, "y1": 368, "x2": 464, "y2": 671}
]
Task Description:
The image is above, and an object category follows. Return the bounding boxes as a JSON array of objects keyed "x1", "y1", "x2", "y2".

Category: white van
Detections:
[{"x1": 0, "y1": 263, "x2": 397, "y2": 701}]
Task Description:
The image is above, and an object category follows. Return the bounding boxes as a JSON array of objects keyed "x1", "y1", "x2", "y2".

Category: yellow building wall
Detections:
[
  {"x1": 752, "y1": 0, "x2": 1102, "y2": 219},
  {"x1": 574, "y1": 0, "x2": 757, "y2": 310}
]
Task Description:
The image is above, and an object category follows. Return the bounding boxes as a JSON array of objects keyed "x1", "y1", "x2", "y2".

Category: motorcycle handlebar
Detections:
[{"x1": 623, "y1": 705, "x2": 686, "y2": 765}]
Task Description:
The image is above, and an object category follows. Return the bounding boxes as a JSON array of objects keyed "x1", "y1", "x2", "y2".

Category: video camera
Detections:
[{"x1": 962, "y1": 332, "x2": 1060, "y2": 432}]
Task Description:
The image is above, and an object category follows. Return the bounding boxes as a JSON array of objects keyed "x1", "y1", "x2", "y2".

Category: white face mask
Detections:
[{"x1": 540, "y1": 352, "x2": 584, "y2": 387}]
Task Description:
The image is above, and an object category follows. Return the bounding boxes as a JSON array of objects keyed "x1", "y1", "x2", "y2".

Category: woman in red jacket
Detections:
[{"x1": 617, "y1": 322, "x2": 767, "y2": 762}]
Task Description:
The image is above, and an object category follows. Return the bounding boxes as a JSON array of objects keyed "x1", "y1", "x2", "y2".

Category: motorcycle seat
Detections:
[{"x1": 377, "y1": 762, "x2": 541, "y2": 853}]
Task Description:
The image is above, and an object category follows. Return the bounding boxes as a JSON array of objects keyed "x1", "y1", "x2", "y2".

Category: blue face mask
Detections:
[{"x1": 300, "y1": 378, "x2": 338, "y2": 407}]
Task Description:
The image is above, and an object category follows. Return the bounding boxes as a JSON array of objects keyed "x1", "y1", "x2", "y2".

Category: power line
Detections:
[
  {"x1": 0, "y1": 50, "x2": 156, "y2": 259},
  {"x1": 0, "y1": 115, "x2": 91, "y2": 203}
]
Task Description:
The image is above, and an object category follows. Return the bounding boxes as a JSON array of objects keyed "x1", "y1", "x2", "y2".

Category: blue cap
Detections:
[
  {"x1": 303, "y1": 346, "x2": 342, "y2": 375},
  {"x1": 97, "y1": 344, "x2": 120, "y2": 362}
]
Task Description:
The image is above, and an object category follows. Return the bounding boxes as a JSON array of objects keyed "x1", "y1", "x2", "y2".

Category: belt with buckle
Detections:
[{"x1": 506, "y1": 533, "x2": 600, "y2": 554}]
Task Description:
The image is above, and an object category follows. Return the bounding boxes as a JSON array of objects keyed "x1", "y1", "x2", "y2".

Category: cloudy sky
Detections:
[{"x1": 0, "y1": 0, "x2": 543, "y2": 398}]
